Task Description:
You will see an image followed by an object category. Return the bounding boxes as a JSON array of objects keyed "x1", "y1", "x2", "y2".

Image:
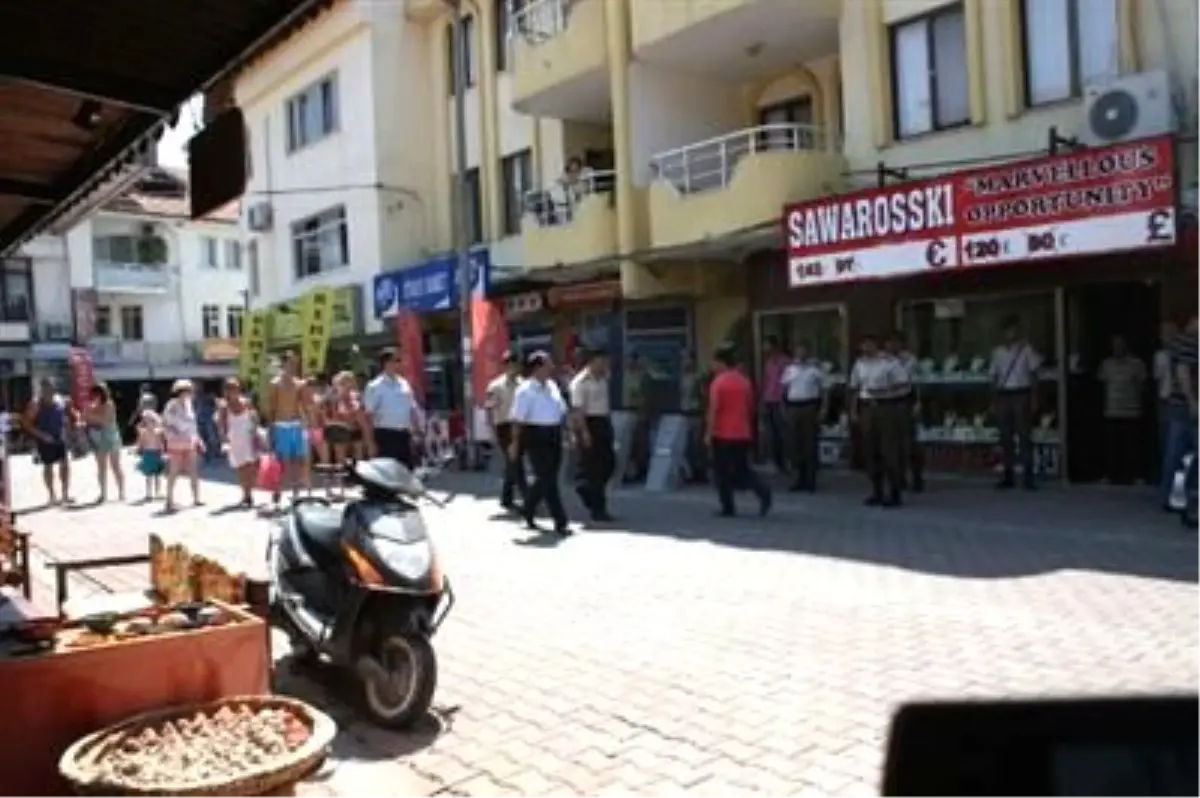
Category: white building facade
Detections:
[{"x1": 47, "y1": 170, "x2": 249, "y2": 387}]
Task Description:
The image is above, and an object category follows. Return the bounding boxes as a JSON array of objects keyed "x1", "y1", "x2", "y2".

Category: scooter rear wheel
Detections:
[{"x1": 360, "y1": 634, "x2": 437, "y2": 729}]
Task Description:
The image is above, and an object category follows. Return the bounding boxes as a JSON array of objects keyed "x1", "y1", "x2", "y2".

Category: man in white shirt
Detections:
[
  {"x1": 485, "y1": 350, "x2": 525, "y2": 511},
  {"x1": 509, "y1": 351, "x2": 571, "y2": 535},
  {"x1": 780, "y1": 342, "x2": 825, "y2": 492},
  {"x1": 364, "y1": 348, "x2": 423, "y2": 469},
  {"x1": 989, "y1": 316, "x2": 1042, "y2": 490},
  {"x1": 570, "y1": 346, "x2": 615, "y2": 521}
]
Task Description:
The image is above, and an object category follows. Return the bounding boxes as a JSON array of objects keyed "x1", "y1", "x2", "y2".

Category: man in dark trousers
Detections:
[
  {"x1": 989, "y1": 316, "x2": 1041, "y2": 490},
  {"x1": 508, "y1": 351, "x2": 571, "y2": 536},
  {"x1": 706, "y1": 345, "x2": 771, "y2": 517},
  {"x1": 886, "y1": 331, "x2": 924, "y2": 492},
  {"x1": 570, "y1": 346, "x2": 616, "y2": 521},
  {"x1": 849, "y1": 333, "x2": 908, "y2": 507},
  {"x1": 485, "y1": 350, "x2": 525, "y2": 512}
]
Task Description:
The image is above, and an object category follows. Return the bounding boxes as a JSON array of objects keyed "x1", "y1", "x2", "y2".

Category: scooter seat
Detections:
[{"x1": 293, "y1": 504, "x2": 344, "y2": 562}]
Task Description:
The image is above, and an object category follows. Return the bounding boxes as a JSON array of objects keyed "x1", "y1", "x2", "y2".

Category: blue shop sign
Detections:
[{"x1": 373, "y1": 248, "x2": 490, "y2": 317}]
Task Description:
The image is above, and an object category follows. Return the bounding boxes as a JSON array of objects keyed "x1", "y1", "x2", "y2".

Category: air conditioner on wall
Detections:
[
  {"x1": 247, "y1": 202, "x2": 273, "y2": 232},
  {"x1": 1081, "y1": 70, "x2": 1175, "y2": 146}
]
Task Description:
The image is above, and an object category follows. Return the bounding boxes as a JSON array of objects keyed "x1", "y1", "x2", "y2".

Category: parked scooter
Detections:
[
  {"x1": 1166, "y1": 451, "x2": 1195, "y2": 525},
  {"x1": 268, "y1": 457, "x2": 455, "y2": 728}
]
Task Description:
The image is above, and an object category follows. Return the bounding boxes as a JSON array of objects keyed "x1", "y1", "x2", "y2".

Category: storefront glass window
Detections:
[
  {"x1": 897, "y1": 291, "x2": 1062, "y2": 479},
  {"x1": 756, "y1": 307, "x2": 847, "y2": 376},
  {"x1": 624, "y1": 305, "x2": 691, "y2": 412}
]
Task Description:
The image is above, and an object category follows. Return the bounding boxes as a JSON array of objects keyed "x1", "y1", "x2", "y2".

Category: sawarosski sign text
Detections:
[{"x1": 783, "y1": 134, "x2": 1177, "y2": 287}]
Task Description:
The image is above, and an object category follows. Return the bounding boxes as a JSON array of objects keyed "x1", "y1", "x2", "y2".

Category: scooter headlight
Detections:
[{"x1": 371, "y1": 536, "x2": 432, "y2": 580}]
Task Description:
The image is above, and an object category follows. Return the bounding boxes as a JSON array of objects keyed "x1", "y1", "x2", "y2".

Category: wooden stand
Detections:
[{"x1": 0, "y1": 604, "x2": 271, "y2": 796}]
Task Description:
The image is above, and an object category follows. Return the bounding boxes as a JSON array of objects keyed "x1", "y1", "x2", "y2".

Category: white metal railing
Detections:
[
  {"x1": 93, "y1": 260, "x2": 171, "y2": 291},
  {"x1": 650, "y1": 124, "x2": 830, "y2": 196},
  {"x1": 523, "y1": 169, "x2": 616, "y2": 227},
  {"x1": 88, "y1": 339, "x2": 209, "y2": 367},
  {"x1": 511, "y1": 0, "x2": 572, "y2": 43}
]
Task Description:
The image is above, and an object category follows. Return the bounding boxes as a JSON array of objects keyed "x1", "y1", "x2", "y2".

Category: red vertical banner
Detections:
[
  {"x1": 471, "y1": 297, "x2": 509, "y2": 408},
  {"x1": 394, "y1": 310, "x2": 426, "y2": 405},
  {"x1": 67, "y1": 346, "x2": 95, "y2": 410}
]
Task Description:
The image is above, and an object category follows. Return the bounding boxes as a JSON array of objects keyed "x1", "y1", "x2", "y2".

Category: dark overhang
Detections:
[{"x1": 0, "y1": 0, "x2": 338, "y2": 256}]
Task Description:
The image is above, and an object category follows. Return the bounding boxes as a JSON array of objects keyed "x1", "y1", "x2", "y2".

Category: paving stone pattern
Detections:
[{"x1": 9, "y1": 453, "x2": 1197, "y2": 796}]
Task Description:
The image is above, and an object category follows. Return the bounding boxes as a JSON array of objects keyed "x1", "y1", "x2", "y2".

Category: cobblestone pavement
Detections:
[{"x1": 9, "y1": 452, "x2": 1198, "y2": 796}]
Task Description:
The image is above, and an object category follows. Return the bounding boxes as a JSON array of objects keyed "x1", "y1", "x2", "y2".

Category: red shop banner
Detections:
[
  {"x1": 783, "y1": 134, "x2": 1178, "y2": 287},
  {"x1": 470, "y1": 297, "x2": 510, "y2": 408},
  {"x1": 393, "y1": 309, "x2": 426, "y2": 406},
  {"x1": 67, "y1": 346, "x2": 95, "y2": 411}
]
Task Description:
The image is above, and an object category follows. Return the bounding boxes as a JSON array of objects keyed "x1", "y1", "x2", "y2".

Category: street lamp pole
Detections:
[{"x1": 448, "y1": 0, "x2": 476, "y2": 465}]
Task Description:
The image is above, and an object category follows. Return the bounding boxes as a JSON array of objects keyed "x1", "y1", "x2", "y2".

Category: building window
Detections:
[
  {"x1": 94, "y1": 234, "x2": 168, "y2": 264},
  {"x1": 1022, "y1": 0, "x2": 1119, "y2": 106},
  {"x1": 1, "y1": 262, "x2": 32, "y2": 323},
  {"x1": 95, "y1": 306, "x2": 112, "y2": 337},
  {"x1": 244, "y1": 124, "x2": 253, "y2": 180},
  {"x1": 226, "y1": 306, "x2": 244, "y2": 339},
  {"x1": 500, "y1": 150, "x2": 532, "y2": 236},
  {"x1": 757, "y1": 97, "x2": 816, "y2": 149},
  {"x1": 202, "y1": 236, "x2": 219, "y2": 268},
  {"x1": 496, "y1": 0, "x2": 513, "y2": 72},
  {"x1": 286, "y1": 73, "x2": 340, "y2": 153},
  {"x1": 446, "y1": 15, "x2": 478, "y2": 94},
  {"x1": 202, "y1": 304, "x2": 221, "y2": 338},
  {"x1": 120, "y1": 305, "x2": 144, "y2": 341},
  {"x1": 292, "y1": 206, "x2": 350, "y2": 280},
  {"x1": 225, "y1": 239, "x2": 242, "y2": 269},
  {"x1": 890, "y1": 3, "x2": 969, "y2": 139},
  {"x1": 247, "y1": 240, "x2": 260, "y2": 297},
  {"x1": 455, "y1": 168, "x2": 483, "y2": 245}
]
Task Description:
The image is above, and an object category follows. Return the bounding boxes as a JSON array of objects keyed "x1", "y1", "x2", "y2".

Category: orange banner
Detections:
[
  {"x1": 471, "y1": 297, "x2": 509, "y2": 408},
  {"x1": 394, "y1": 310, "x2": 426, "y2": 406},
  {"x1": 67, "y1": 346, "x2": 95, "y2": 410}
]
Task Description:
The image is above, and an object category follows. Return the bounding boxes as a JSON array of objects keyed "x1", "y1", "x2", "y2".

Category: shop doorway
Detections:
[{"x1": 1065, "y1": 280, "x2": 1160, "y2": 484}]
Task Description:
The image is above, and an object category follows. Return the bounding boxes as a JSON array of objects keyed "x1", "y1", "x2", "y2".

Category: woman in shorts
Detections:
[
  {"x1": 162, "y1": 379, "x2": 203, "y2": 511},
  {"x1": 218, "y1": 377, "x2": 259, "y2": 508},
  {"x1": 324, "y1": 371, "x2": 367, "y2": 497},
  {"x1": 84, "y1": 382, "x2": 126, "y2": 502}
]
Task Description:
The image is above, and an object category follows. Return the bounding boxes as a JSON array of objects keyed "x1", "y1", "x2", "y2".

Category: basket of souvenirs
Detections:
[{"x1": 58, "y1": 695, "x2": 336, "y2": 796}]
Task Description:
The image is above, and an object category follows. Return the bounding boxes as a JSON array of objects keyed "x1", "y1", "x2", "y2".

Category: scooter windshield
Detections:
[{"x1": 361, "y1": 504, "x2": 428, "y2": 545}]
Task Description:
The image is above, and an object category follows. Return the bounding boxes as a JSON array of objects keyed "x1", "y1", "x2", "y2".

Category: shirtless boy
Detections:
[{"x1": 265, "y1": 351, "x2": 310, "y2": 511}]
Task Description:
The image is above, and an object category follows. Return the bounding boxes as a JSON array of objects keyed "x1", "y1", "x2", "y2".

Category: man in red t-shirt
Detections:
[{"x1": 706, "y1": 346, "x2": 771, "y2": 517}]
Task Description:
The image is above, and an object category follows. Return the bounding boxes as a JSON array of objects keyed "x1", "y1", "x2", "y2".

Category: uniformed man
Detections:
[
  {"x1": 990, "y1": 316, "x2": 1041, "y2": 490},
  {"x1": 509, "y1": 351, "x2": 571, "y2": 535},
  {"x1": 849, "y1": 333, "x2": 909, "y2": 507},
  {"x1": 886, "y1": 331, "x2": 925, "y2": 493},
  {"x1": 570, "y1": 346, "x2": 615, "y2": 522},
  {"x1": 485, "y1": 350, "x2": 526, "y2": 512},
  {"x1": 780, "y1": 342, "x2": 826, "y2": 492}
]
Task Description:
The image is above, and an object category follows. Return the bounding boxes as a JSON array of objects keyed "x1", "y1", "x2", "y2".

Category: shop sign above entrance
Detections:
[{"x1": 783, "y1": 134, "x2": 1177, "y2": 287}]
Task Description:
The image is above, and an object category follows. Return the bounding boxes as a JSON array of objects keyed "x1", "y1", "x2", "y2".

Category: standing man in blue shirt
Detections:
[{"x1": 364, "y1": 348, "x2": 423, "y2": 469}]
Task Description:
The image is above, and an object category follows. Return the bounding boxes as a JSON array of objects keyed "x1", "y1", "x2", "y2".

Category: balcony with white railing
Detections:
[
  {"x1": 93, "y1": 260, "x2": 171, "y2": 293},
  {"x1": 510, "y1": 0, "x2": 609, "y2": 116},
  {"x1": 521, "y1": 169, "x2": 620, "y2": 269},
  {"x1": 647, "y1": 124, "x2": 846, "y2": 250}
]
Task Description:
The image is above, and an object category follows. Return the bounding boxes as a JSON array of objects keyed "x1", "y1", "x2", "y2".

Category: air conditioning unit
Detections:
[
  {"x1": 1082, "y1": 70, "x2": 1175, "y2": 146},
  {"x1": 247, "y1": 203, "x2": 273, "y2": 232}
]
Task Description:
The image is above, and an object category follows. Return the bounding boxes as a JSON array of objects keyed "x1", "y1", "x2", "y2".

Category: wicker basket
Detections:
[{"x1": 58, "y1": 695, "x2": 336, "y2": 797}]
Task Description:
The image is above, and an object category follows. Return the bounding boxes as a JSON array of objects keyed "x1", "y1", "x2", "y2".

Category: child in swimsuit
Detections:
[{"x1": 136, "y1": 410, "x2": 166, "y2": 500}]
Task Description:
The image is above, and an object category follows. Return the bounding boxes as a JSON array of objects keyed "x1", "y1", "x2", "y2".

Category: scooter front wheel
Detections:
[{"x1": 358, "y1": 634, "x2": 437, "y2": 729}]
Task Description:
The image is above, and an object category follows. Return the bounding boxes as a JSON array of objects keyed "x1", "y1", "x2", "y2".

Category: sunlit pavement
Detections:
[{"x1": 11, "y1": 452, "x2": 1197, "y2": 796}]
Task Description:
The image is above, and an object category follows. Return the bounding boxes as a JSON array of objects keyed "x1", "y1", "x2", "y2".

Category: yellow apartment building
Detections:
[{"x1": 509, "y1": 0, "x2": 1197, "y2": 482}]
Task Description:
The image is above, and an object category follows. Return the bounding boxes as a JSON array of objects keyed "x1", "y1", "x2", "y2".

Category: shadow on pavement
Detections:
[
  {"x1": 273, "y1": 654, "x2": 447, "y2": 763},
  {"x1": 412, "y1": 469, "x2": 1200, "y2": 586}
]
